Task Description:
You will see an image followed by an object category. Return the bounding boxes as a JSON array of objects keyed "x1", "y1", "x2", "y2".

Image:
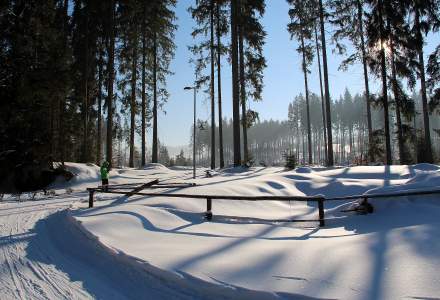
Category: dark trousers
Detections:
[{"x1": 102, "y1": 179, "x2": 108, "y2": 191}]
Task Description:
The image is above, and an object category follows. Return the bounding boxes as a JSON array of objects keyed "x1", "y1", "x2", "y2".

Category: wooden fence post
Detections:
[
  {"x1": 89, "y1": 189, "x2": 94, "y2": 208},
  {"x1": 318, "y1": 198, "x2": 325, "y2": 227},
  {"x1": 205, "y1": 197, "x2": 213, "y2": 220}
]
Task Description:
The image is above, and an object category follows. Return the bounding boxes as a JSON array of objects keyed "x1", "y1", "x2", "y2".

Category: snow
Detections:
[{"x1": 2, "y1": 163, "x2": 440, "y2": 299}]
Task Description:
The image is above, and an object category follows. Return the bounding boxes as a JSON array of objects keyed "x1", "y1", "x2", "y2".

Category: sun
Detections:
[{"x1": 373, "y1": 39, "x2": 392, "y2": 56}]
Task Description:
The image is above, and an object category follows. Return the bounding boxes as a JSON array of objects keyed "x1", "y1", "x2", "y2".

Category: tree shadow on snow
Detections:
[
  {"x1": 324, "y1": 195, "x2": 440, "y2": 299},
  {"x1": 23, "y1": 210, "x2": 330, "y2": 300},
  {"x1": 23, "y1": 211, "x2": 212, "y2": 299}
]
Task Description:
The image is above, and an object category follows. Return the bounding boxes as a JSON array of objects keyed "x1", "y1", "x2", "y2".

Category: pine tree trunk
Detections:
[
  {"x1": 216, "y1": 1, "x2": 224, "y2": 168},
  {"x1": 357, "y1": 0, "x2": 373, "y2": 163},
  {"x1": 389, "y1": 27, "x2": 405, "y2": 164},
  {"x1": 50, "y1": 86, "x2": 55, "y2": 159},
  {"x1": 82, "y1": 9, "x2": 89, "y2": 163},
  {"x1": 378, "y1": 0, "x2": 392, "y2": 165},
  {"x1": 314, "y1": 24, "x2": 327, "y2": 165},
  {"x1": 106, "y1": 0, "x2": 116, "y2": 168},
  {"x1": 141, "y1": 2, "x2": 147, "y2": 167},
  {"x1": 210, "y1": 0, "x2": 216, "y2": 169},
  {"x1": 239, "y1": 16, "x2": 248, "y2": 164},
  {"x1": 59, "y1": 0, "x2": 69, "y2": 165},
  {"x1": 415, "y1": 9, "x2": 433, "y2": 163},
  {"x1": 302, "y1": 130, "x2": 306, "y2": 164},
  {"x1": 97, "y1": 46, "x2": 103, "y2": 165},
  {"x1": 152, "y1": 32, "x2": 158, "y2": 163},
  {"x1": 318, "y1": 0, "x2": 334, "y2": 166},
  {"x1": 301, "y1": 33, "x2": 313, "y2": 165},
  {"x1": 349, "y1": 126, "x2": 353, "y2": 160},
  {"x1": 129, "y1": 31, "x2": 138, "y2": 168},
  {"x1": 231, "y1": 0, "x2": 241, "y2": 166}
]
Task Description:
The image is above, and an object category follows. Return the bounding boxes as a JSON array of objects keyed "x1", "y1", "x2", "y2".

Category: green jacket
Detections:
[{"x1": 100, "y1": 165, "x2": 109, "y2": 180}]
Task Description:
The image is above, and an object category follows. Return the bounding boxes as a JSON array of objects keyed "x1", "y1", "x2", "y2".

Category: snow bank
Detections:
[
  {"x1": 141, "y1": 163, "x2": 169, "y2": 171},
  {"x1": 68, "y1": 163, "x2": 440, "y2": 299},
  {"x1": 66, "y1": 209, "x2": 317, "y2": 299},
  {"x1": 295, "y1": 167, "x2": 313, "y2": 173},
  {"x1": 47, "y1": 163, "x2": 101, "y2": 192}
]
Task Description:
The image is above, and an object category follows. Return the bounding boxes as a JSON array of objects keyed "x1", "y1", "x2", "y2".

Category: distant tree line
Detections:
[
  {"x1": 286, "y1": 0, "x2": 440, "y2": 166},
  {"x1": 192, "y1": 89, "x2": 440, "y2": 167}
]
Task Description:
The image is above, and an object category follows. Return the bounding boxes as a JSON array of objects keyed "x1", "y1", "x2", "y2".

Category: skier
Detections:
[{"x1": 100, "y1": 161, "x2": 109, "y2": 191}]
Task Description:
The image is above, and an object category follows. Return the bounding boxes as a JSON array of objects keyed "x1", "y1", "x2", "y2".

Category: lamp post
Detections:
[{"x1": 184, "y1": 86, "x2": 197, "y2": 179}]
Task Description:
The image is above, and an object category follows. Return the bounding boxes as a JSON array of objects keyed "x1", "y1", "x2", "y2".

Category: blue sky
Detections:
[{"x1": 154, "y1": 0, "x2": 440, "y2": 148}]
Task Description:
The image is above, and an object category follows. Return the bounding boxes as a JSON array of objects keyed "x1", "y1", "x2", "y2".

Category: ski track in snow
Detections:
[
  {"x1": 0, "y1": 201, "x2": 83, "y2": 300},
  {"x1": 0, "y1": 196, "x2": 205, "y2": 300}
]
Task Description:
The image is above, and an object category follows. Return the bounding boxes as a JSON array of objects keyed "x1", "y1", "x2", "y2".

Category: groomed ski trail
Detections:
[{"x1": 0, "y1": 198, "x2": 200, "y2": 300}]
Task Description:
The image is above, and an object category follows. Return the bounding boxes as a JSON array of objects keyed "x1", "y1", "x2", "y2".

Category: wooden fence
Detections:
[
  {"x1": 87, "y1": 182, "x2": 326, "y2": 226},
  {"x1": 86, "y1": 181, "x2": 440, "y2": 228}
]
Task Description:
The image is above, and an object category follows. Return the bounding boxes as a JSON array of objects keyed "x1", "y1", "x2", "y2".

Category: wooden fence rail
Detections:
[
  {"x1": 86, "y1": 187, "x2": 326, "y2": 226},
  {"x1": 86, "y1": 185, "x2": 440, "y2": 228}
]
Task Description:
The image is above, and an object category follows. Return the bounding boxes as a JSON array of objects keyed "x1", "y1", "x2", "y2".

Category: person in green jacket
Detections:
[{"x1": 100, "y1": 161, "x2": 109, "y2": 191}]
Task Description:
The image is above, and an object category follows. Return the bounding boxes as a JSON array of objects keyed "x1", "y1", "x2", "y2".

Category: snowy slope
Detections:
[
  {"x1": 0, "y1": 195, "x2": 214, "y2": 299},
  {"x1": 64, "y1": 163, "x2": 440, "y2": 300}
]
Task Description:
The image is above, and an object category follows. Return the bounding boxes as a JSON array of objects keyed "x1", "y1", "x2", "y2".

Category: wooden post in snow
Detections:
[
  {"x1": 88, "y1": 189, "x2": 94, "y2": 208},
  {"x1": 205, "y1": 197, "x2": 213, "y2": 220},
  {"x1": 318, "y1": 197, "x2": 325, "y2": 227}
]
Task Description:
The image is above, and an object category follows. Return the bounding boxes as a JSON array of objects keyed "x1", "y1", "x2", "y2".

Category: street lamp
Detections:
[{"x1": 184, "y1": 86, "x2": 197, "y2": 179}]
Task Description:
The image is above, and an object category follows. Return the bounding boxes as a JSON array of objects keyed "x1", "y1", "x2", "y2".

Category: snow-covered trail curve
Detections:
[
  {"x1": 0, "y1": 199, "x2": 93, "y2": 299},
  {"x1": 0, "y1": 198, "x2": 201, "y2": 300}
]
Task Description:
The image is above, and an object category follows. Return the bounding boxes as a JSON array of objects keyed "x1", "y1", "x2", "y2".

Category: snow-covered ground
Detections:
[{"x1": 1, "y1": 163, "x2": 440, "y2": 299}]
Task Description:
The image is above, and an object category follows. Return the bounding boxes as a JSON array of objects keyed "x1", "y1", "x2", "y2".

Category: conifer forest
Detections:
[{"x1": 1, "y1": 0, "x2": 440, "y2": 170}]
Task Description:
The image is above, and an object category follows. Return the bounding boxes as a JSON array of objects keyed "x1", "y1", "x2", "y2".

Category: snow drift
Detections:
[{"x1": 62, "y1": 163, "x2": 440, "y2": 299}]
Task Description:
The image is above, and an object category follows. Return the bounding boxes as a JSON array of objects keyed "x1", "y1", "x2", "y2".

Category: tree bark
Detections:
[
  {"x1": 141, "y1": 2, "x2": 147, "y2": 167},
  {"x1": 216, "y1": 1, "x2": 224, "y2": 168},
  {"x1": 210, "y1": 0, "x2": 216, "y2": 169},
  {"x1": 388, "y1": 22, "x2": 405, "y2": 164},
  {"x1": 97, "y1": 44, "x2": 103, "y2": 165},
  {"x1": 318, "y1": 0, "x2": 334, "y2": 166},
  {"x1": 415, "y1": 9, "x2": 433, "y2": 163},
  {"x1": 106, "y1": 0, "x2": 116, "y2": 168},
  {"x1": 152, "y1": 32, "x2": 158, "y2": 163},
  {"x1": 378, "y1": 0, "x2": 392, "y2": 165},
  {"x1": 60, "y1": 0, "x2": 69, "y2": 165},
  {"x1": 129, "y1": 29, "x2": 138, "y2": 168},
  {"x1": 231, "y1": 0, "x2": 241, "y2": 166},
  {"x1": 357, "y1": 0, "x2": 373, "y2": 163},
  {"x1": 300, "y1": 32, "x2": 313, "y2": 165},
  {"x1": 239, "y1": 11, "x2": 248, "y2": 164},
  {"x1": 314, "y1": 24, "x2": 327, "y2": 165},
  {"x1": 82, "y1": 7, "x2": 89, "y2": 163}
]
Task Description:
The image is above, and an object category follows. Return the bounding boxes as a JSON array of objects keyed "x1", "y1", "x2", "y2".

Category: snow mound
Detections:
[
  {"x1": 49, "y1": 162, "x2": 101, "y2": 190},
  {"x1": 295, "y1": 167, "x2": 313, "y2": 173},
  {"x1": 66, "y1": 163, "x2": 100, "y2": 181},
  {"x1": 411, "y1": 163, "x2": 440, "y2": 172},
  {"x1": 169, "y1": 166, "x2": 194, "y2": 171},
  {"x1": 403, "y1": 169, "x2": 440, "y2": 186},
  {"x1": 69, "y1": 164, "x2": 440, "y2": 299},
  {"x1": 324, "y1": 164, "x2": 440, "y2": 213},
  {"x1": 69, "y1": 208, "x2": 317, "y2": 300},
  {"x1": 364, "y1": 166, "x2": 440, "y2": 196},
  {"x1": 221, "y1": 166, "x2": 254, "y2": 174},
  {"x1": 141, "y1": 163, "x2": 169, "y2": 171}
]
